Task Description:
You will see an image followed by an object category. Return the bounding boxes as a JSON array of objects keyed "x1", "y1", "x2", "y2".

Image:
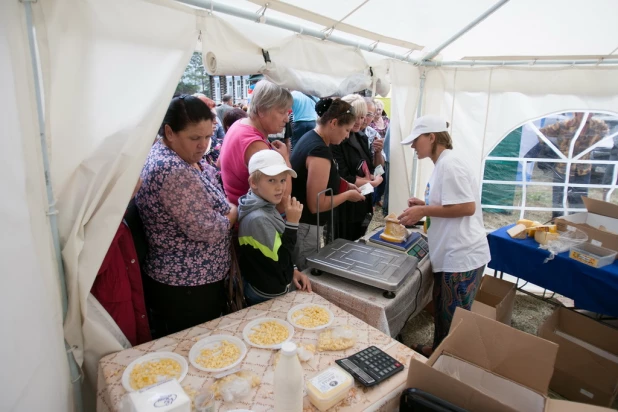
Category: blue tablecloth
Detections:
[{"x1": 487, "y1": 225, "x2": 618, "y2": 317}]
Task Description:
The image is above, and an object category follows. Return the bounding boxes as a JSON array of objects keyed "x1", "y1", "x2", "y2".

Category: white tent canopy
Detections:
[{"x1": 3, "y1": 1, "x2": 618, "y2": 411}]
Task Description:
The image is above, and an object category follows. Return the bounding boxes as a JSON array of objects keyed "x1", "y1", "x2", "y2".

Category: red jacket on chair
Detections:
[{"x1": 91, "y1": 221, "x2": 151, "y2": 346}]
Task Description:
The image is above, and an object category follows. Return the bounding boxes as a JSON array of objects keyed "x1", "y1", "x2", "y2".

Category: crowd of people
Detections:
[{"x1": 91, "y1": 79, "x2": 491, "y2": 358}]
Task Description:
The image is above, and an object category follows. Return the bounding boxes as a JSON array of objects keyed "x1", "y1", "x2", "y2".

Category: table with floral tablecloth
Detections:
[{"x1": 97, "y1": 291, "x2": 425, "y2": 411}]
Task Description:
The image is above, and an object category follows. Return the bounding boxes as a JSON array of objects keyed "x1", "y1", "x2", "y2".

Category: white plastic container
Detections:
[
  {"x1": 274, "y1": 342, "x2": 303, "y2": 412},
  {"x1": 306, "y1": 366, "x2": 354, "y2": 411},
  {"x1": 122, "y1": 379, "x2": 190, "y2": 412},
  {"x1": 569, "y1": 242, "x2": 617, "y2": 268}
]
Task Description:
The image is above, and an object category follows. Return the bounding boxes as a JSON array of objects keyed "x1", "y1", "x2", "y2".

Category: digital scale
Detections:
[
  {"x1": 366, "y1": 229, "x2": 430, "y2": 264},
  {"x1": 305, "y1": 238, "x2": 419, "y2": 298}
]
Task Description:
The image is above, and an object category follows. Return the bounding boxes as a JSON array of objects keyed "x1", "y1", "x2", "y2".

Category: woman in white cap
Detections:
[{"x1": 398, "y1": 115, "x2": 490, "y2": 357}]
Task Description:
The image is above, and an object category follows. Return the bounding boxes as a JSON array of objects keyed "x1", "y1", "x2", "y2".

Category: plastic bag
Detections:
[
  {"x1": 318, "y1": 326, "x2": 357, "y2": 351},
  {"x1": 211, "y1": 370, "x2": 260, "y2": 402},
  {"x1": 540, "y1": 228, "x2": 588, "y2": 263},
  {"x1": 273, "y1": 343, "x2": 315, "y2": 367}
]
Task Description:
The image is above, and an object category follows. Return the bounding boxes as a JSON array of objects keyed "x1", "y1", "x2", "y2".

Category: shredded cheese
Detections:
[
  {"x1": 248, "y1": 321, "x2": 289, "y2": 346},
  {"x1": 292, "y1": 306, "x2": 331, "y2": 328},
  {"x1": 129, "y1": 358, "x2": 182, "y2": 390},
  {"x1": 195, "y1": 340, "x2": 241, "y2": 369},
  {"x1": 318, "y1": 329, "x2": 356, "y2": 351}
]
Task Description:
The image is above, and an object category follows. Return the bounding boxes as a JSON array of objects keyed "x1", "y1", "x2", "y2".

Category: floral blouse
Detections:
[{"x1": 136, "y1": 140, "x2": 231, "y2": 286}]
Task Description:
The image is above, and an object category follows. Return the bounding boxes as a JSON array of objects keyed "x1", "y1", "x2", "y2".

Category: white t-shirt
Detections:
[{"x1": 425, "y1": 149, "x2": 490, "y2": 273}]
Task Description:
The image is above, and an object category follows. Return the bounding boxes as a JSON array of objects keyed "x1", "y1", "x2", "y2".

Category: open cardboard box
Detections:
[
  {"x1": 538, "y1": 307, "x2": 618, "y2": 407},
  {"x1": 406, "y1": 308, "x2": 613, "y2": 412},
  {"x1": 555, "y1": 197, "x2": 618, "y2": 252},
  {"x1": 471, "y1": 276, "x2": 516, "y2": 325}
]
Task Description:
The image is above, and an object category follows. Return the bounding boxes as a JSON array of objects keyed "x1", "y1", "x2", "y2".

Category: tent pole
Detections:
[
  {"x1": 177, "y1": 0, "x2": 421, "y2": 64},
  {"x1": 422, "y1": 58, "x2": 618, "y2": 66},
  {"x1": 422, "y1": 0, "x2": 510, "y2": 62},
  {"x1": 22, "y1": 2, "x2": 84, "y2": 411},
  {"x1": 410, "y1": 70, "x2": 426, "y2": 198}
]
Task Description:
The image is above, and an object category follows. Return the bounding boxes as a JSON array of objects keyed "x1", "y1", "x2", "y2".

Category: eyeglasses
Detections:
[{"x1": 366, "y1": 112, "x2": 375, "y2": 117}]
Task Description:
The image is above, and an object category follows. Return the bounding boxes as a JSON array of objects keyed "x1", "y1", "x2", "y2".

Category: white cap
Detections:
[
  {"x1": 248, "y1": 150, "x2": 297, "y2": 178},
  {"x1": 281, "y1": 342, "x2": 297, "y2": 356},
  {"x1": 401, "y1": 115, "x2": 449, "y2": 145}
]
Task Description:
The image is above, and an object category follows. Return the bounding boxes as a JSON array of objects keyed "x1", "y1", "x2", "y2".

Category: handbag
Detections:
[{"x1": 224, "y1": 245, "x2": 246, "y2": 314}]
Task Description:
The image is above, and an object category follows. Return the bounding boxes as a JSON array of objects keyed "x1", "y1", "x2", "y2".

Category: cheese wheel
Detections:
[
  {"x1": 380, "y1": 232, "x2": 405, "y2": 243},
  {"x1": 507, "y1": 224, "x2": 527, "y2": 239},
  {"x1": 534, "y1": 231, "x2": 559, "y2": 245}
]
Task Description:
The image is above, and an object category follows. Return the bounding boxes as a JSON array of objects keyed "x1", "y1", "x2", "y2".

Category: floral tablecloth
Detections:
[{"x1": 97, "y1": 292, "x2": 425, "y2": 411}]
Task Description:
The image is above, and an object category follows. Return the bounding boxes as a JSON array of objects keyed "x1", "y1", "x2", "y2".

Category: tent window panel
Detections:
[
  {"x1": 488, "y1": 127, "x2": 524, "y2": 158},
  {"x1": 481, "y1": 184, "x2": 522, "y2": 208},
  {"x1": 483, "y1": 160, "x2": 524, "y2": 182},
  {"x1": 483, "y1": 208, "x2": 519, "y2": 232},
  {"x1": 525, "y1": 185, "x2": 554, "y2": 208},
  {"x1": 588, "y1": 163, "x2": 616, "y2": 186},
  {"x1": 611, "y1": 191, "x2": 618, "y2": 204},
  {"x1": 527, "y1": 162, "x2": 566, "y2": 184}
]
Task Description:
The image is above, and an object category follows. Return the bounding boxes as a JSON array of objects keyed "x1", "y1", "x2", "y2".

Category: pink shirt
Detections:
[{"x1": 219, "y1": 122, "x2": 272, "y2": 205}]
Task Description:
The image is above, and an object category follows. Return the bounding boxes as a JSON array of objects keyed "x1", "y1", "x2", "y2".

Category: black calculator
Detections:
[{"x1": 335, "y1": 346, "x2": 404, "y2": 387}]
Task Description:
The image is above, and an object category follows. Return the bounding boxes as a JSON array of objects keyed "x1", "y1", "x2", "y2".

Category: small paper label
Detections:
[
  {"x1": 580, "y1": 388, "x2": 594, "y2": 399},
  {"x1": 359, "y1": 182, "x2": 374, "y2": 196},
  {"x1": 373, "y1": 165, "x2": 385, "y2": 177},
  {"x1": 591, "y1": 239, "x2": 602, "y2": 247},
  {"x1": 310, "y1": 368, "x2": 347, "y2": 394},
  {"x1": 567, "y1": 225, "x2": 576, "y2": 232}
]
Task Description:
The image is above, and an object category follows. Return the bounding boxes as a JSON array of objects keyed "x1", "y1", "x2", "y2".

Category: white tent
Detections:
[{"x1": 3, "y1": 0, "x2": 618, "y2": 410}]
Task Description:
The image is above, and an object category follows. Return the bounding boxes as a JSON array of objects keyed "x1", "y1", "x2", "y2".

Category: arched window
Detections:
[{"x1": 481, "y1": 111, "x2": 618, "y2": 231}]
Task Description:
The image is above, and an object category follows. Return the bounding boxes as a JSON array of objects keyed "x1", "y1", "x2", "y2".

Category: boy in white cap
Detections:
[
  {"x1": 238, "y1": 150, "x2": 312, "y2": 305},
  {"x1": 398, "y1": 115, "x2": 490, "y2": 357}
]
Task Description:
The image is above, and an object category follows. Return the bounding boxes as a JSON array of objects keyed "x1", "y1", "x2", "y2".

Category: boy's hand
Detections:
[
  {"x1": 284, "y1": 196, "x2": 303, "y2": 224},
  {"x1": 293, "y1": 270, "x2": 312, "y2": 292}
]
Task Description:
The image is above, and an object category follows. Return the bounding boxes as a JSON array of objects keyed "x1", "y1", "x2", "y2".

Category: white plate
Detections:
[
  {"x1": 121, "y1": 351, "x2": 188, "y2": 392},
  {"x1": 242, "y1": 317, "x2": 294, "y2": 349},
  {"x1": 287, "y1": 303, "x2": 334, "y2": 331},
  {"x1": 189, "y1": 335, "x2": 247, "y2": 373}
]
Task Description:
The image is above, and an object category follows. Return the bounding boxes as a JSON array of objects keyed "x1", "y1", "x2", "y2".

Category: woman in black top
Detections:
[
  {"x1": 291, "y1": 98, "x2": 365, "y2": 270},
  {"x1": 331, "y1": 95, "x2": 383, "y2": 241}
]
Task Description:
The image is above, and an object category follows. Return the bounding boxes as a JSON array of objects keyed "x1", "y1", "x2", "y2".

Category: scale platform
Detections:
[{"x1": 305, "y1": 238, "x2": 418, "y2": 294}]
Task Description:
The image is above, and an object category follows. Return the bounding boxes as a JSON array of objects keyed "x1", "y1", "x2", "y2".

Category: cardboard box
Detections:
[
  {"x1": 555, "y1": 197, "x2": 618, "y2": 252},
  {"x1": 471, "y1": 275, "x2": 516, "y2": 325},
  {"x1": 538, "y1": 307, "x2": 618, "y2": 407},
  {"x1": 406, "y1": 308, "x2": 614, "y2": 412}
]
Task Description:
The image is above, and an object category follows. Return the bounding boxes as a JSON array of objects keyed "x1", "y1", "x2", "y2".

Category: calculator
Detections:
[{"x1": 335, "y1": 346, "x2": 404, "y2": 387}]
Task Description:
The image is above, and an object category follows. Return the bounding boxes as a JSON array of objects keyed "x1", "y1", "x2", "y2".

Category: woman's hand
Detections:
[
  {"x1": 347, "y1": 182, "x2": 359, "y2": 191},
  {"x1": 226, "y1": 204, "x2": 238, "y2": 228},
  {"x1": 293, "y1": 269, "x2": 312, "y2": 292},
  {"x1": 370, "y1": 175, "x2": 383, "y2": 187},
  {"x1": 284, "y1": 196, "x2": 303, "y2": 224},
  {"x1": 398, "y1": 205, "x2": 425, "y2": 227},
  {"x1": 372, "y1": 138, "x2": 384, "y2": 153},
  {"x1": 345, "y1": 188, "x2": 366, "y2": 203},
  {"x1": 271, "y1": 140, "x2": 290, "y2": 162},
  {"x1": 407, "y1": 197, "x2": 425, "y2": 207}
]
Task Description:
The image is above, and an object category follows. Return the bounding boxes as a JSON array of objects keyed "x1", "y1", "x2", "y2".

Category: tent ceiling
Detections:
[{"x1": 191, "y1": 0, "x2": 618, "y2": 62}]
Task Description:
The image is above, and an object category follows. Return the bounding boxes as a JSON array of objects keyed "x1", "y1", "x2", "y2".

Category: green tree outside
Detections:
[{"x1": 175, "y1": 52, "x2": 211, "y2": 96}]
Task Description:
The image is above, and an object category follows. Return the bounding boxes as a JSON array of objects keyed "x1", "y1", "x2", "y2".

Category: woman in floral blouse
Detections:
[
  {"x1": 136, "y1": 95, "x2": 237, "y2": 336},
  {"x1": 370, "y1": 99, "x2": 390, "y2": 139}
]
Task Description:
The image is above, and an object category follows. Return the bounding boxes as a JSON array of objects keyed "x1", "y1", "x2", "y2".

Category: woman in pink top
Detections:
[{"x1": 219, "y1": 80, "x2": 293, "y2": 206}]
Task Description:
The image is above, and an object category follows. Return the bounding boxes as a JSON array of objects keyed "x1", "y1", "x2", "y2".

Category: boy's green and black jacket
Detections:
[{"x1": 237, "y1": 190, "x2": 297, "y2": 294}]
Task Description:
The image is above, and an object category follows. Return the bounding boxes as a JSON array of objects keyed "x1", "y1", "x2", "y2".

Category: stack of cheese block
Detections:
[{"x1": 507, "y1": 219, "x2": 559, "y2": 245}]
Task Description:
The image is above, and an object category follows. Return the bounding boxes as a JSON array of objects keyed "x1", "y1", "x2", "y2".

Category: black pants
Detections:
[
  {"x1": 143, "y1": 275, "x2": 225, "y2": 338},
  {"x1": 551, "y1": 170, "x2": 590, "y2": 218}
]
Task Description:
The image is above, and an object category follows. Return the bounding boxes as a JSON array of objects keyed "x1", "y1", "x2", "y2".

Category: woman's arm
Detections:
[
  {"x1": 305, "y1": 156, "x2": 364, "y2": 214},
  {"x1": 397, "y1": 202, "x2": 475, "y2": 226}
]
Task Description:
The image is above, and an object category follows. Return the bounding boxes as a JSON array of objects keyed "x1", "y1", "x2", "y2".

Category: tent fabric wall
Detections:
[
  {"x1": 0, "y1": 1, "x2": 72, "y2": 411},
  {"x1": 31, "y1": 0, "x2": 200, "y2": 391},
  {"x1": 386, "y1": 61, "x2": 421, "y2": 213},
  {"x1": 405, "y1": 66, "x2": 618, "y2": 199}
]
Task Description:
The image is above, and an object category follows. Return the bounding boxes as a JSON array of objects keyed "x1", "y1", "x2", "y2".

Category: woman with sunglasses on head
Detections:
[
  {"x1": 397, "y1": 115, "x2": 490, "y2": 357},
  {"x1": 290, "y1": 98, "x2": 366, "y2": 270}
]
